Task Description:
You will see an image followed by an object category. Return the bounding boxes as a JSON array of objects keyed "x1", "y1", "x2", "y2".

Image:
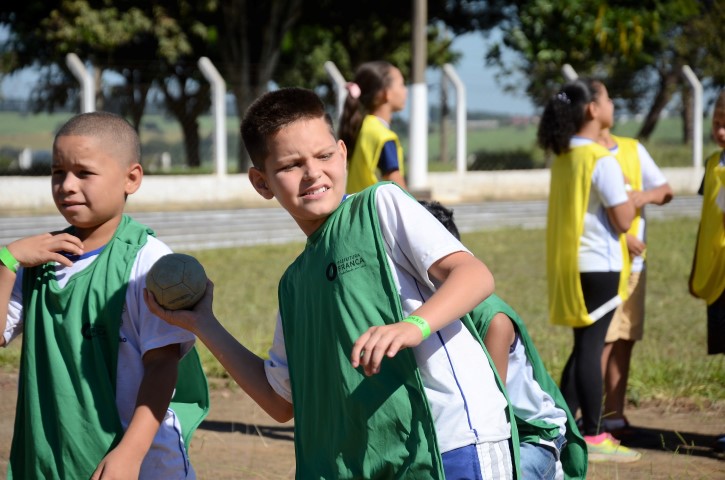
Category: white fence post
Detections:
[
  {"x1": 65, "y1": 53, "x2": 95, "y2": 113},
  {"x1": 682, "y1": 65, "x2": 703, "y2": 178},
  {"x1": 198, "y1": 56, "x2": 227, "y2": 177},
  {"x1": 442, "y1": 64, "x2": 467, "y2": 175},
  {"x1": 562, "y1": 63, "x2": 578, "y2": 82},
  {"x1": 324, "y1": 61, "x2": 347, "y2": 123}
]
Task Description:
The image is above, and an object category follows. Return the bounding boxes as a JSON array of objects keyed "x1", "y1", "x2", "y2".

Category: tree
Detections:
[
  {"x1": 0, "y1": 1, "x2": 220, "y2": 168},
  {"x1": 486, "y1": 0, "x2": 722, "y2": 141}
]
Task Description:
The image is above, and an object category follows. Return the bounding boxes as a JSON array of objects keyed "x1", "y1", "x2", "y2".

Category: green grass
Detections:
[{"x1": 2, "y1": 216, "x2": 723, "y2": 405}]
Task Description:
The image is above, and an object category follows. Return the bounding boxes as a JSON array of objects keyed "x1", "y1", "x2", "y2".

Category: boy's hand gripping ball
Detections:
[{"x1": 146, "y1": 253, "x2": 208, "y2": 310}]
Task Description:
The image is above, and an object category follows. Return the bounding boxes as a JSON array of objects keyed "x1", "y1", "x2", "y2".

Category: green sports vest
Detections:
[
  {"x1": 278, "y1": 183, "x2": 519, "y2": 479},
  {"x1": 472, "y1": 294, "x2": 588, "y2": 479},
  {"x1": 11, "y1": 215, "x2": 209, "y2": 479}
]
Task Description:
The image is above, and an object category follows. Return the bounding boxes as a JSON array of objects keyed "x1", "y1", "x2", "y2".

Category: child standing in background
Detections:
[
  {"x1": 537, "y1": 79, "x2": 640, "y2": 463},
  {"x1": 689, "y1": 89, "x2": 725, "y2": 356},
  {"x1": 421, "y1": 200, "x2": 588, "y2": 479},
  {"x1": 338, "y1": 60, "x2": 408, "y2": 193},
  {"x1": 0, "y1": 112, "x2": 208, "y2": 479},
  {"x1": 599, "y1": 129, "x2": 673, "y2": 434}
]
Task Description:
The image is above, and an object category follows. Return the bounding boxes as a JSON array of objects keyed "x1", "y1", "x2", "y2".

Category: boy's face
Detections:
[
  {"x1": 713, "y1": 108, "x2": 725, "y2": 149},
  {"x1": 248, "y1": 117, "x2": 347, "y2": 236},
  {"x1": 52, "y1": 135, "x2": 141, "y2": 239}
]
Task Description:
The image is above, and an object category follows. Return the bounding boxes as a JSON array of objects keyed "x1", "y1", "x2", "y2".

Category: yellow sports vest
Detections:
[
  {"x1": 612, "y1": 135, "x2": 643, "y2": 264},
  {"x1": 547, "y1": 143, "x2": 630, "y2": 327},
  {"x1": 346, "y1": 115, "x2": 404, "y2": 194},
  {"x1": 690, "y1": 150, "x2": 725, "y2": 304}
]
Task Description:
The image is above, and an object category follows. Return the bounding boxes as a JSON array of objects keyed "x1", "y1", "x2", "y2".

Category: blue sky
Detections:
[
  {"x1": 0, "y1": 30, "x2": 536, "y2": 116},
  {"x1": 433, "y1": 32, "x2": 535, "y2": 116}
]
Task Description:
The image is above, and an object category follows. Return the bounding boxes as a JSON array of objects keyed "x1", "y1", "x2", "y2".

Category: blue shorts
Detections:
[
  {"x1": 441, "y1": 440, "x2": 513, "y2": 480},
  {"x1": 520, "y1": 434, "x2": 567, "y2": 480}
]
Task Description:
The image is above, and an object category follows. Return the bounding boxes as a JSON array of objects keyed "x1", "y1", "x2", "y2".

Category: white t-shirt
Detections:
[
  {"x1": 572, "y1": 137, "x2": 630, "y2": 272},
  {"x1": 265, "y1": 184, "x2": 511, "y2": 453},
  {"x1": 4, "y1": 235, "x2": 197, "y2": 479},
  {"x1": 610, "y1": 141, "x2": 668, "y2": 272},
  {"x1": 505, "y1": 333, "x2": 567, "y2": 441}
]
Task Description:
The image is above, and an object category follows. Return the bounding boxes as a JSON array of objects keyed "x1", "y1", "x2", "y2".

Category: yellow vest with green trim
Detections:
[
  {"x1": 690, "y1": 150, "x2": 725, "y2": 304},
  {"x1": 346, "y1": 115, "x2": 404, "y2": 194},
  {"x1": 547, "y1": 143, "x2": 630, "y2": 327}
]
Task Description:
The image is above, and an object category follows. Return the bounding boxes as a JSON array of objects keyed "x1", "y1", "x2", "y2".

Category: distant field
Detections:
[{"x1": 0, "y1": 110, "x2": 717, "y2": 172}]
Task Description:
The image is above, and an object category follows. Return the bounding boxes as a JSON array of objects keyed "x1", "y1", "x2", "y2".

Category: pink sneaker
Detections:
[{"x1": 585, "y1": 432, "x2": 642, "y2": 463}]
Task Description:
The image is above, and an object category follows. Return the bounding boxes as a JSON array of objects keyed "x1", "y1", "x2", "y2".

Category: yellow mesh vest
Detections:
[
  {"x1": 612, "y1": 135, "x2": 641, "y2": 269},
  {"x1": 690, "y1": 150, "x2": 725, "y2": 304},
  {"x1": 346, "y1": 115, "x2": 404, "y2": 194},
  {"x1": 547, "y1": 143, "x2": 629, "y2": 327}
]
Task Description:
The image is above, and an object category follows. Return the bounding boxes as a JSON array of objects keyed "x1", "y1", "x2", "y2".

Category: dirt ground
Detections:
[{"x1": 0, "y1": 370, "x2": 723, "y2": 479}]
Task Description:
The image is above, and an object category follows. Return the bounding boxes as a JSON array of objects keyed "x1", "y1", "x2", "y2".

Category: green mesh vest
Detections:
[
  {"x1": 278, "y1": 185, "x2": 445, "y2": 479},
  {"x1": 10, "y1": 215, "x2": 209, "y2": 479},
  {"x1": 472, "y1": 294, "x2": 588, "y2": 479}
]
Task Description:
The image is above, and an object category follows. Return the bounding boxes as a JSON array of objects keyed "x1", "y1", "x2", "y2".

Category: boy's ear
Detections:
[
  {"x1": 248, "y1": 167, "x2": 275, "y2": 200},
  {"x1": 338, "y1": 139, "x2": 347, "y2": 164},
  {"x1": 124, "y1": 163, "x2": 143, "y2": 195}
]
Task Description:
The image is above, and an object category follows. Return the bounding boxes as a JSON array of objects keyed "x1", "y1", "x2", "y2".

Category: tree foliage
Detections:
[{"x1": 487, "y1": 0, "x2": 723, "y2": 141}]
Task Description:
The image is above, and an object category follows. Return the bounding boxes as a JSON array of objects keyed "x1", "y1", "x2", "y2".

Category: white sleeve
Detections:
[
  {"x1": 717, "y1": 188, "x2": 725, "y2": 212},
  {"x1": 264, "y1": 311, "x2": 292, "y2": 403},
  {"x1": 374, "y1": 184, "x2": 471, "y2": 291},
  {"x1": 3, "y1": 269, "x2": 24, "y2": 346},
  {"x1": 125, "y1": 237, "x2": 196, "y2": 358},
  {"x1": 637, "y1": 143, "x2": 668, "y2": 190},
  {"x1": 591, "y1": 156, "x2": 629, "y2": 208}
]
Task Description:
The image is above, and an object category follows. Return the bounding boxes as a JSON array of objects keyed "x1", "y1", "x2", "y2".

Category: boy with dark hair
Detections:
[
  {"x1": 147, "y1": 88, "x2": 519, "y2": 479},
  {"x1": 0, "y1": 111, "x2": 208, "y2": 479},
  {"x1": 421, "y1": 200, "x2": 588, "y2": 478}
]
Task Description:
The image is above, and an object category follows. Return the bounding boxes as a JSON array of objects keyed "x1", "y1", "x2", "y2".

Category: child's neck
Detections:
[
  {"x1": 71, "y1": 217, "x2": 122, "y2": 251},
  {"x1": 576, "y1": 122, "x2": 603, "y2": 143},
  {"x1": 371, "y1": 104, "x2": 393, "y2": 124}
]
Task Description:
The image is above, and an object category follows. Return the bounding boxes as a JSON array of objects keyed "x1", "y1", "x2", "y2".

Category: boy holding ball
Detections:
[
  {"x1": 0, "y1": 112, "x2": 208, "y2": 479},
  {"x1": 147, "y1": 88, "x2": 519, "y2": 479}
]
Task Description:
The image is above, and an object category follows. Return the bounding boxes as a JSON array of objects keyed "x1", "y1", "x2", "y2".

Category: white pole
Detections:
[
  {"x1": 408, "y1": 0, "x2": 428, "y2": 192},
  {"x1": 682, "y1": 65, "x2": 703, "y2": 179},
  {"x1": 442, "y1": 64, "x2": 467, "y2": 175},
  {"x1": 562, "y1": 63, "x2": 578, "y2": 82},
  {"x1": 65, "y1": 53, "x2": 95, "y2": 113},
  {"x1": 198, "y1": 57, "x2": 227, "y2": 177},
  {"x1": 324, "y1": 61, "x2": 347, "y2": 123}
]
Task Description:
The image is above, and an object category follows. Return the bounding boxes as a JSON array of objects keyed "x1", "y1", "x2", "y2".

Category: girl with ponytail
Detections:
[{"x1": 338, "y1": 61, "x2": 408, "y2": 193}]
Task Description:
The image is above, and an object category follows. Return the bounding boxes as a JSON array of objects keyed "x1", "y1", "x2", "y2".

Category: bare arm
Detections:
[
  {"x1": 144, "y1": 282, "x2": 293, "y2": 422},
  {"x1": 352, "y1": 251, "x2": 494, "y2": 375},
  {"x1": 482, "y1": 313, "x2": 516, "y2": 383},
  {"x1": 1, "y1": 233, "x2": 84, "y2": 347},
  {"x1": 630, "y1": 183, "x2": 674, "y2": 208},
  {"x1": 92, "y1": 344, "x2": 181, "y2": 479},
  {"x1": 606, "y1": 199, "x2": 635, "y2": 234},
  {"x1": 381, "y1": 169, "x2": 407, "y2": 191}
]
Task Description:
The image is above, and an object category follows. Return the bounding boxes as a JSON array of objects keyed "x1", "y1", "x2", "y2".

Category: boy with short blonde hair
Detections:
[
  {"x1": 147, "y1": 88, "x2": 519, "y2": 479},
  {"x1": 0, "y1": 111, "x2": 208, "y2": 479}
]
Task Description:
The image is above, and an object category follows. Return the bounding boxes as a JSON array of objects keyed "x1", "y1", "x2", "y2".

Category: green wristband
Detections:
[
  {"x1": 402, "y1": 315, "x2": 431, "y2": 340},
  {"x1": 0, "y1": 247, "x2": 19, "y2": 273}
]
